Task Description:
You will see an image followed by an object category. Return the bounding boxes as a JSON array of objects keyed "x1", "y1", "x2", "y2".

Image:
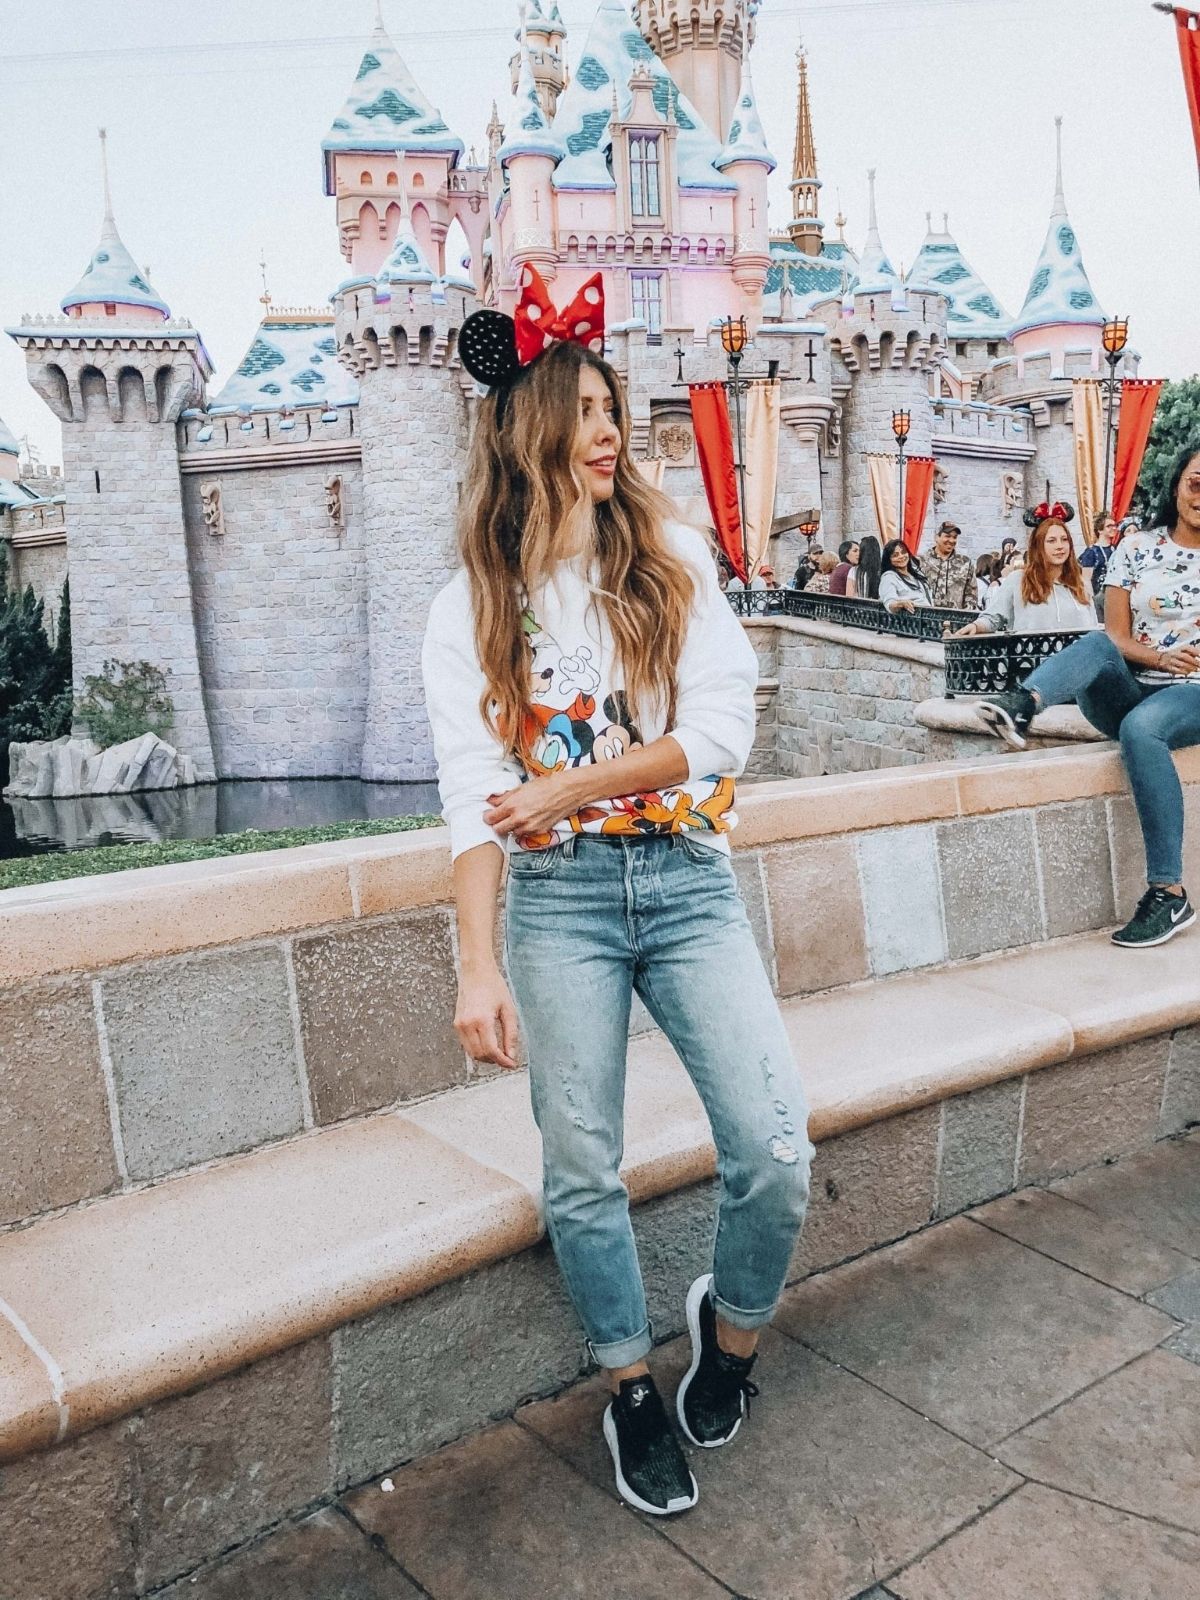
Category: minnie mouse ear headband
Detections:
[
  {"x1": 458, "y1": 265, "x2": 606, "y2": 388},
  {"x1": 1023, "y1": 500, "x2": 1076, "y2": 529}
]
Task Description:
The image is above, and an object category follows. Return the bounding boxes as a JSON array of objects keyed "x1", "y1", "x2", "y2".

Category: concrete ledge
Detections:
[{"x1": 2, "y1": 928, "x2": 1195, "y2": 1467}]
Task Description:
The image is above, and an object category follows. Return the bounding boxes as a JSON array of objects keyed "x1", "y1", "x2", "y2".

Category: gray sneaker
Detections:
[
  {"x1": 1111, "y1": 886, "x2": 1196, "y2": 948},
  {"x1": 977, "y1": 688, "x2": 1038, "y2": 750}
]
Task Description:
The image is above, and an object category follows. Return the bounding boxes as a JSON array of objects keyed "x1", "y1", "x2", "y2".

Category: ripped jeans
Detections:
[{"x1": 505, "y1": 833, "x2": 813, "y2": 1370}]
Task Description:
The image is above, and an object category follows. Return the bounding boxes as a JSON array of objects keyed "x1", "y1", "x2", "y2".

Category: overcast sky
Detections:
[{"x1": 1, "y1": 0, "x2": 1195, "y2": 465}]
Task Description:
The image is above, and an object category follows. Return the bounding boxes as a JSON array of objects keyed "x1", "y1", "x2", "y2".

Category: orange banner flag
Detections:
[
  {"x1": 1113, "y1": 380, "x2": 1164, "y2": 522},
  {"x1": 1172, "y1": 7, "x2": 1200, "y2": 176}
]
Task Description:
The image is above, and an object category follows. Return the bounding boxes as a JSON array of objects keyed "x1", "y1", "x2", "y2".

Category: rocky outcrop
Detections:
[{"x1": 4, "y1": 734, "x2": 198, "y2": 799}]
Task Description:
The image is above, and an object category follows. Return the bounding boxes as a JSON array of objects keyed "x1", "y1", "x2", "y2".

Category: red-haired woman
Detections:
[{"x1": 951, "y1": 506, "x2": 1096, "y2": 639}]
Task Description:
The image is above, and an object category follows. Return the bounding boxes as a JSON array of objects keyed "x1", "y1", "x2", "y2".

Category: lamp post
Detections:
[
  {"x1": 720, "y1": 315, "x2": 752, "y2": 582},
  {"x1": 798, "y1": 513, "x2": 821, "y2": 554},
  {"x1": 891, "y1": 409, "x2": 911, "y2": 544},
  {"x1": 1101, "y1": 316, "x2": 1129, "y2": 518}
]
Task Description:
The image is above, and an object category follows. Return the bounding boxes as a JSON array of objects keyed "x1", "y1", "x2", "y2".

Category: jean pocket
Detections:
[
  {"x1": 506, "y1": 845, "x2": 564, "y2": 878},
  {"x1": 677, "y1": 834, "x2": 730, "y2": 867}
]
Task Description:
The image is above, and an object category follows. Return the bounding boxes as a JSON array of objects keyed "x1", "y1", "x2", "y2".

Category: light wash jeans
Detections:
[
  {"x1": 1025, "y1": 630, "x2": 1200, "y2": 884},
  {"x1": 504, "y1": 833, "x2": 813, "y2": 1369}
]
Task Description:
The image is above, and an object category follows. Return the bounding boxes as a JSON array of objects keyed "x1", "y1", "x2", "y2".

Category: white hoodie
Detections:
[{"x1": 420, "y1": 523, "x2": 759, "y2": 860}]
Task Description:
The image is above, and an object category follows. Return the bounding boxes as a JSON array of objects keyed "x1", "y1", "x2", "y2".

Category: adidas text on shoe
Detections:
[
  {"x1": 1111, "y1": 886, "x2": 1197, "y2": 948},
  {"x1": 976, "y1": 688, "x2": 1038, "y2": 750},
  {"x1": 676, "y1": 1274, "x2": 760, "y2": 1450},
  {"x1": 602, "y1": 1376, "x2": 698, "y2": 1516}
]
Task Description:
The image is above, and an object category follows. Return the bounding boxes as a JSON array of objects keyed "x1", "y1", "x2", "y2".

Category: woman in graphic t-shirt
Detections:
[
  {"x1": 421, "y1": 271, "x2": 812, "y2": 1519},
  {"x1": 976, "y1": 452, "x2": 1200, "y2": 948}
]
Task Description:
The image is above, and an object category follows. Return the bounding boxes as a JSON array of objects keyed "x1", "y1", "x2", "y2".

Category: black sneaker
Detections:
[
  {"x1": 602, "y1": 1376, "x2": 698, "y2": 1516},
  {"x1": 976, "y1": 688, "x2": 1038, "y2": 750},
  {"x1": 1111, "y1": 886, "x2": 1197, "y2": 948},
  {"x1": 676, "y1": 1274, "x2": 760, "y2": 1449}
]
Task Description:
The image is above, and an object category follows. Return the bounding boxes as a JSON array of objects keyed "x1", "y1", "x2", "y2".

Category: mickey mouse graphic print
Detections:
[
  {"x1": 421, "y1": 523, "x2": 759, "y2": 860},
  {"x1": 1106, "y1": 531, "x2": 1200, "y2": 681}
]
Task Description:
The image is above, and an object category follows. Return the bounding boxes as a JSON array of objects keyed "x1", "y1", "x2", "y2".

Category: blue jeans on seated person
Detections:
[
  {"x1": 1025, "y1": 630, "x2": 1200, "y2": 884},
  {"x1": 504, "y1": 832, "x2": 813, "y2": 1371}
]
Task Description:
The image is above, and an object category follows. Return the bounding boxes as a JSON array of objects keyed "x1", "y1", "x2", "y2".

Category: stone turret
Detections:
[
  {"x1": 633, "y1": 0, "x2": 758, "y2": 141},
  {"x1": 716, "y1": 47, "x2": 775, "y2": 323},
  {"x1": 7, "y1": 133, "x2": 216, "y2": 779},
  {"x1": 509, "y1": 0, "x2": 568, "y2": 120}
]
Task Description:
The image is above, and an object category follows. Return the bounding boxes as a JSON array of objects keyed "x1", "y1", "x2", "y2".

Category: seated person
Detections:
[
  {"x1": 952, "y1": 508, "x2": 1097, "y2": 637},
  {"x1": 877, "y1": 539, "x2": 932, "y2": 612}
]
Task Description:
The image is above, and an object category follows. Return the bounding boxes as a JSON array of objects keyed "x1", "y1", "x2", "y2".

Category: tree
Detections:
[
  {"x1": 1133, "y1": 376, "x2": 1200, "y2": 524},
  {"x1": 76, "y1": 659, "x2": 174, "y2": 750},
  {"x1": 0, "y1": 547, "x2": 72, "y2": 776}
]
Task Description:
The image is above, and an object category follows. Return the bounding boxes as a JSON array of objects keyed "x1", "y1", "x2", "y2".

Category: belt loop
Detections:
[{"x1": 563, "y1": 832, "x2": 577, "y2": 860}]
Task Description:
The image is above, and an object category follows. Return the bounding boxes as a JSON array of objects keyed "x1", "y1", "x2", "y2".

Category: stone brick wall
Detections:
[
  {"x1": 183, "y1": 463, "x2": 368, "y2": 778},
  {"x1": 10, "y1": 540, "x2": 68, "y2": 634}
]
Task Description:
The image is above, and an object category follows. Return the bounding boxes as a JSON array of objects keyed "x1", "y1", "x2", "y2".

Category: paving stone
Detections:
[
  {"x1": 518, "y1": 1329, "x2": 1016, "y2": 1600},
  {"x1": 156, "y1": 1507, "x2": 420, "y2": 1599},
  {"x1": 971, "y1": 1186, "x2": 1194, "y2": 1296},
  {"x1": 101, "y1": 945, "x2": 304, "y2": 1179},
  {"x1": 133, "y1": 1339, "x2": 334, "y2": 1592},
  {"x1": 0, "y1": 1420, "x2": 136, "y2": 1600},
  {"x1": 857, "y1": 824, "x2": 947, "y2": 977},
  {"x1": 764, "y1": 835, "x2": 870, "y2": 996},
  {"x1": 1052, "y1": 1137, "x2": 1200, "y2": 1260},
  {"x1": 345, "y1": 1420, "x2": 730, "y2": 1599},
  {"x1": 1165, "y1": 1325, "x2": 1200, "y2": 1365},
  {"x1": 1036, "y1": 798, "x2": 1115, "y2": 937},
  {"x1": 936, "y1": 1079, "x2": 1022, "y2": 1217},
  {"x1": 890, "y1": 1483, "x2": 1200, "y2": 1600},
  {"x1": 1163, "y1": 1024, "x2": 1200, "y2": 1136},
  {"x1": 1018, "y1": 1038, "x2": 1170, "y2": 1183},
  {"x1": 0, "y1": 976, "x2": 118, "y2": 1226},
  {"x1": 293, "y1": 911, "x2": 466, "y2": 1122},
  {"x1": 1146, "y1": 1266, "x2": 1200, "y2": 1321},
  {"x1": 936, "y1": 812, "x2": 1044, "y2": 960},
  {"x1": 997, "y1": 1350, "x2": 1200, "y2": 1534},
  {"x1": 776, "y1": 1217, "x2": 1175, "y2": 1446}
]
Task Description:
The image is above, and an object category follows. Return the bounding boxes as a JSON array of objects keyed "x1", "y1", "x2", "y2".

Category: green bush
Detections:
[
  {"x1": 76, "y1": 659, "x2": 175, "y2": 751},
  {"x1": 1134, "y1": 375, "x2": 1200, "y2": 525},
  {"x1": 0, "y1": 549, "x2": 72, "y2": 768}
]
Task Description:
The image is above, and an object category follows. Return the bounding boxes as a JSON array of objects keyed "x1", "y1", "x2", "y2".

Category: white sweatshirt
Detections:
[
  {"x1": 979, "y1": 571, "x2": 1098, "y2": 634},
  {"x1": 421, "y1": 522, "x2": 759, "y2": 860}
]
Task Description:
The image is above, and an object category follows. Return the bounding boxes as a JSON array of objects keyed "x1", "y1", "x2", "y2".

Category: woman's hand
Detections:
[
  {"x1": 455, "y1": 963, "x2": 521, "y2": 1070},
  {"x1": 951, "y1": 620, "x2": 983, "y2": 638},
  {"x1": 888, "y1": 599, "x2": 917, "y2": 614},
  {"x1": 1157, "y1": 645, "x2": 1200, "y2": 677},
  {"x1": 485, "y1": 773, "x2": 581, "y2": 838}
]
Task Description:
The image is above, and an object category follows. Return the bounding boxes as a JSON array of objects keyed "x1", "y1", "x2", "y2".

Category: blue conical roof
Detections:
[
  {"x1": 717, "y1": 53, "x2": 776, "y2": 173},
  {"x1": 908, "y1": 215, "x2": 1010, "y2": 338},
  {"x1": 1011, "y1": 120, "x2": 1104, "y2": 339},
  {"x1": 61, "y1": 209, "x2": 170, "y2": 319},
  {"x1": 322, "y1": 19, "x2": 463, "y2": 190},
  {"x1": 551, "y1": 0, "x2": 736, "y2": 192},
  {"x1": 0, "y1": 414, "x2": 19, "y2": 457},
  {"x1": 208, "y1": 313, "x2": 359, "y2": 414},
  {"x1": 500, "y1": 22, "x2": 566, "y2": 165}
]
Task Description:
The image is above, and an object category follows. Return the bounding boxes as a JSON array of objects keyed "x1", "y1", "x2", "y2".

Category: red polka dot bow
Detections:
[{"x1": 514, "y1": 265, "x2": 606, "y2": 367}]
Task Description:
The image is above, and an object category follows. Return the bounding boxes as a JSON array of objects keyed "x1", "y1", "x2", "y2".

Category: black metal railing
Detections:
[
  {"x1": 943, "y1": 632, "x2": 1083, "y2": 697},
  {"x1": 726, "y1": 586, "x2": 976, "y2": 641}
]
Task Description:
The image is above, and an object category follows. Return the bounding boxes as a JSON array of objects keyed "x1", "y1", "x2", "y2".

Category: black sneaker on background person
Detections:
[
  {"x1": 602, "y1": 1375, "x2": 698, "y2": 1516},
  {"x1": 976, "y1": 687, "x2": 1039, "y2": 750},
  {"x1": 676, "y1": 1273, "x2": 760, "y2": 1449},
  {"x1": 1111, "y1": 886, "x2": 1197, "y2": 947}
]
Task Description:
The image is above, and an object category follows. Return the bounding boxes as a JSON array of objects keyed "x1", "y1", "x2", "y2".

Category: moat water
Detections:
[{"x1": 0, "y1": 778, "x2": 443, "y2": 859}]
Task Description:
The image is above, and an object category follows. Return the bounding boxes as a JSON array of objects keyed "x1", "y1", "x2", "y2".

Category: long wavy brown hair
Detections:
[
  {"x1": 457, "y1": 339, "x2": 698, "y2": 764},
  {"x1": 1022, "y1": 518, "x2": 1088, "y2": 607}
]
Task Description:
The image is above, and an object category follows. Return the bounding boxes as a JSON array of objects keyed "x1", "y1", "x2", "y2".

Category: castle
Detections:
[{"x1": 2, "y1": 0, "x2": 1134, "y2": 783}]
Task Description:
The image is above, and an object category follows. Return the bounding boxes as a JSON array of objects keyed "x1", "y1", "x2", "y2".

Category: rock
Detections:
[{"x1": 3, "y1": 734, "x2": 200, "y2": 799}]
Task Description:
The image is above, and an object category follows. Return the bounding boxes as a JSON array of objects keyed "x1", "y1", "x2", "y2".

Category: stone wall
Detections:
[
  {"x1": 183, "y1": 462, "x2": 368, "y2": 778},
  {"x1": 10, "y1": 539, "x2": 68, "y2": 633}
]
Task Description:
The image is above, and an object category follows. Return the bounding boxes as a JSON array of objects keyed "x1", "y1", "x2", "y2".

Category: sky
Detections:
[{"x1": 1, "y1": 0, "x2": 1196, "y2": 466}]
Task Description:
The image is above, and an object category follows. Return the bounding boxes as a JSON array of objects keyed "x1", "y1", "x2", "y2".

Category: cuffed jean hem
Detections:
[
  {"x1": 712, "y1": 1292, "x2": 781, "y2": 1333},
  {"x1": 587, "y1": 1322, "x2": 653, "y2": 1370}
]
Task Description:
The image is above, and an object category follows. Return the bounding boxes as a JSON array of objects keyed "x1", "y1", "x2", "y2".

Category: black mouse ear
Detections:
[
  {"x1": 1023, "y1": 507, "x2": 1040, "y2": 528},
  {"x1": 459, "y1": 309, "x2": 521, "y2": 387}
]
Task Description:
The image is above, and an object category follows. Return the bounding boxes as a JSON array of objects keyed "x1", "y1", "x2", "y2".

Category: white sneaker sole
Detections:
[
  {"x1": 977, "y1": 701, "x2": 1028, "y2": 750},
  {"x1": 602, "y1": 1405, "x2": 698, "y2": 1516},
  {"x1": 1111, "y1": 907, "x2": 1196, "y2": 947},
  {"x1": 676, "y1": 1273, "x2": 745, "y2": 1450}
]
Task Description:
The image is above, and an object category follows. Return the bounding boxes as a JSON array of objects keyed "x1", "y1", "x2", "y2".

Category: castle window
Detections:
[
  {"x1": 630, "y1": 271, "x2": 664, "y2": 339},
  {"x1": 955, "y1": 341, "x2": 968, "y2": 358},
  {"x1": 360, "y1": 171, "x2": 374, "y2": 186},
  {"x1": 629, "y1": 135, "x2": 662, "y2": 219},
  {"x1": 987, "y1": 341, "x2": 999, "y2": 358},
  {"x1": 104, "y1": 303, "x2": 116, "y2": 316},
  {"x1": 386, "y1": 172, "x2": 399, "y2": 187}
]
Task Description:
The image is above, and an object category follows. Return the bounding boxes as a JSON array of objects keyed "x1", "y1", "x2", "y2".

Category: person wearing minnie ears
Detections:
[
  {"x1": 421, "y1": 268, "x2": 812, "y2": 1518},
  {"x1": 977, "y1": 453, "x2": 1200, "y2": 948}
]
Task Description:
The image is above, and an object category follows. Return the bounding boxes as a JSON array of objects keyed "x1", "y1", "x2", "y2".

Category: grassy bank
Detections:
[{"x1": 0, "y1": 814, "x2": 444, "y2": 893}]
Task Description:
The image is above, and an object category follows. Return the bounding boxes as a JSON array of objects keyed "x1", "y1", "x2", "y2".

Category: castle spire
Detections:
[
  {"x1": 851, "y1": 168, "x2": 899, "y2": 294},
  {"x1": 1010, "y1": 117, "x2": 1104, "y2": 341},
  {"x1": 499, "y1": 5, "x2": 565, "y2": 166},
  {"x1": 716, "y1": 39, "x2": 776, "y2": 173},
  {"x1": 787, "y1": 43, "x2": 823, "y2": 257},
  {"x1": 908, "y1": 213, "x2": 1011, "y2": 338},
  {"x1": 60, "y1": 130, "x2": 171, "y2": 321}
]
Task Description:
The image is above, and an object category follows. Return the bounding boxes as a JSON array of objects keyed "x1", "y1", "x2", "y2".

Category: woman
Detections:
[
  {"x1": 877, "y1": 539, "x2": 932, "y2": 612},
  {"x1": 829, "y1": 539, "x2": 859, "y2": 596},
  {"x1": 804, "y1": 550, "x2": 839, "y2": 595},
  {"x1": 421, "y1": 286, "x2": 812, "y2": 1518},
  {"x1": 852, "y1": 534, "x2": 882, "y2": 600},
  {"x1": 977, "y1": 452, "x2": 1200, "y2": 947},
  {"x1": 975, "y1": 552, "x2": 1000, "y2": 607},
  {"x1": 952, "y1": 506, "x2": 1096, "y2": 638}
]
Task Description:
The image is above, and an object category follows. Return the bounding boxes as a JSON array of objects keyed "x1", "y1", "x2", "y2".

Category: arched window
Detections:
[
  {"x1": 386, "y1": 171, "x2": 399, "y2": 188},
  {"x1": 360, "y1": 171, "x2": 374, "y2": 186},
  {"x1": 629, "y1": 135, "x2": 662, "y2": 219},
  {"x1": 412, "y1": 172, "x2": 426, "y2": 189}
]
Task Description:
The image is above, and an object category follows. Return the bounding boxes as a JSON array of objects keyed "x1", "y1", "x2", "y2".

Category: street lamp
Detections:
[
  {"x1": 798, "y1": 513, "x2": 821, "y2": 552},
  {"x1": 891, "y1": 409, "x2": 911, "y2": 543},
  {"x1": 1101, "y1": 316, "x2": 1129, "y2": 518},
  {"x1": 720, "y1": 315, "x2": 752, "y2": 582}
]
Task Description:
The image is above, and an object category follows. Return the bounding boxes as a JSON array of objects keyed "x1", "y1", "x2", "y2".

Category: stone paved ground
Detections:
[{"x1": 162, "y1": 1132, "x2": 1200, "y2": 1600}]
